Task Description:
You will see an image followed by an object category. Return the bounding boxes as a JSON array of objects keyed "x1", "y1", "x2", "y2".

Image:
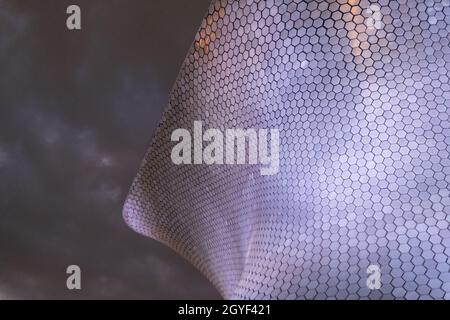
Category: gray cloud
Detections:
[
  {"x1": 0, "y1": 0, "x2": 220, "y2": 299},
  {"x1": 0, "y1": 146, "x2": 7, "y2": 168}
]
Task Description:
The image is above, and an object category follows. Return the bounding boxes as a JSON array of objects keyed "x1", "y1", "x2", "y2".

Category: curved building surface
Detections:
[{"x1": 123, "y1": 0, "x2": 450, "y2": 299}]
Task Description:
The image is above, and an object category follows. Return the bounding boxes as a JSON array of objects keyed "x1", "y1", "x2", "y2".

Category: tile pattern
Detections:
[{"x1": 123, "y1": 0, "x2": 450, "y2": 299}]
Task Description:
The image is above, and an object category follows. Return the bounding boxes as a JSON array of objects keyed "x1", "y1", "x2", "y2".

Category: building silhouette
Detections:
[{"x1": 124, "y1": 0, "x2": 450, "y2": 299}]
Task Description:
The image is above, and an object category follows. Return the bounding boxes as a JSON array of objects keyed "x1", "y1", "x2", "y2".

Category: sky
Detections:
[{"x1": 0, "y1": 0, "x2": 221, "y2": 299}]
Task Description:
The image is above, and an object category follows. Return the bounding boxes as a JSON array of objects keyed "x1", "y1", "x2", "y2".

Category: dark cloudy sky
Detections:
[{"x1": 0, "y1": 0, "x2": 221, "y2": 299}]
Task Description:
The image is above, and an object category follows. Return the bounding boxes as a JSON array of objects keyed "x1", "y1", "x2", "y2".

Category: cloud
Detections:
[
  {"x1": 0, "y1": 146, "x2": 7, "y2": 168},
  {"x1": 0, "y1": 0, "x2": 220, "y2": 299},
  {"x1": 0, "y1": 290, "x2": 14, "y2": 300}
]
